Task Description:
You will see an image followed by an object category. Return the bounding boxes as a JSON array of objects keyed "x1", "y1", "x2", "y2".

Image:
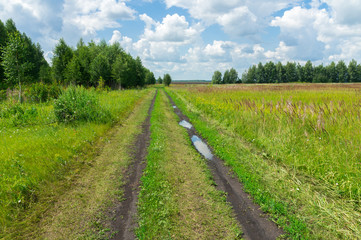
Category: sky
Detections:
[{"x1": 1, "y1": 0, "x2": 361, "y2": 80}]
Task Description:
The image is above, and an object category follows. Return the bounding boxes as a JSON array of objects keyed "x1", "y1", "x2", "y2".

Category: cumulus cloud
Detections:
[
  {"x1": 324, "y1": 0, "x2": 361, "y2": 25},
  {"x1": 63, "y1": 0, "x2": 136, "y2": 35},
  {"x1": 269, "y1": 4, "x2": 361, "y2": 63},
  {"x1": 164, "y1": 0, "x2": 297, "y2": 38},
  {"x1": 140, "y1": 13, "x2": 200, "y2": 43}
]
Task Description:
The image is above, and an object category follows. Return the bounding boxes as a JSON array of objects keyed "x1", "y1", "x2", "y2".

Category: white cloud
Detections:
[
  {"x1": 164, "y1": 0, "x2": 297, "y2": 38},
  {"x1": 140, "y1": 13, "x2": 200, "y2": 43},
  {"x1": 323, "y1": 0, "x2": 361, "y2": 25},
  {"x1": 269, "y1": 5, "x2": 361, "y2": 63},
  {"x1": 62, "y1": 0, "x2": 136, "y2": 35}
]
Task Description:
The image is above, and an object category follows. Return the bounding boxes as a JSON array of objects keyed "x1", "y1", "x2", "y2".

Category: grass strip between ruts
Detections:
[{"x1": 136, "y1": 89, "x2": 241, "y2": 239}]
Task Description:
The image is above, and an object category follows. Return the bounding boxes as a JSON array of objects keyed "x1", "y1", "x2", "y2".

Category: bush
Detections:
[
  {"x1": 54, "y1": 86, "x2": 111, "y2": 123},
  {"x1": 0, "y1": 103, "x2": 38, "y2": 126},
  {"x1": 48, "y1": 84, "x2": 62, "y2": 99},
  {"x1": 26, "y1": 83, "x2": 62, "y2": 103},
  {"x1": 26, "y1": 83, "x2": 48, "y2": 102},
  {"x1": 0, "y1": 90, "x2": 6, "y2": 101}
]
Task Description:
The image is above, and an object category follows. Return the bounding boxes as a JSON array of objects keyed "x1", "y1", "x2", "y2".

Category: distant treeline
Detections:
[
  {"x1": 0, "y1": 18, "x2": 156, "y2": 93},
  {"x1": 213, "y1": 60, "x2": 361, "y2": 84}
]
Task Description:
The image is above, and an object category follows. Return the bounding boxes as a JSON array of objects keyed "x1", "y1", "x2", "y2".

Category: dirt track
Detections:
[
  {"x1": 166, "y1": 92, "x2": 284, "y2": 240},
  {"x1": 110, "y1": 91, "x2": 157, "y2": 240}
]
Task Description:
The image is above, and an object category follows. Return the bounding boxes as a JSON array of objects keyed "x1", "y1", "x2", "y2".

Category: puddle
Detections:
[
  {"x1": 179, "y1": 120, "x2": 192, "y2": 129},
  {"x1": 191, "y1": 135, "x2": 213, "y2": 160},
  {"x1": 173, "y1": 105, "x2": 177, "y2": 108}
]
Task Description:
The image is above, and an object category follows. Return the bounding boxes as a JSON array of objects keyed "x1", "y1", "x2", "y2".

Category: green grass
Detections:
[
  {"x1": 0, "y1": 88, "x2": 150, "y2": 236},
  {"x1": 166, "y1": 84, "x2": 361, "y2": 239},
  {"x1": 136, "y1": 89, "x2": 241, "y2": 239}
]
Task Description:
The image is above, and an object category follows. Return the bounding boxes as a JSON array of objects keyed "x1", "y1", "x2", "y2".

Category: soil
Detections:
[
  {"x1": 110, "y1": 91, "x2": 157, "y2": 240},
  {"x1": 166, "y1": 92, "x2": 284, "y2": 240}
]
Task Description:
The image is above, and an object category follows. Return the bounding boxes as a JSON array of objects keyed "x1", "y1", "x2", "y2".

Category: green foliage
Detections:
[
  {"x1": 163, "y1": 73, "x2": 172, "y2": 86},
  {"x1": 0, "y1": 102, "x2": 38, "y2": 126},
  {"x1": 157, "y1": 76, "x2": 163, "y2": 84},
  {"x1": 1, "y1": 32, "x2": 33, "y2": 102},
  {"x1": 52, "y1": 38, "x2": 74, "y2": 83},
  {"x1": 212, "y1": 70, "x2": 222, "y2": 84},
  {"x1": 241, "y1": 60, "x2": 361, "y2": 84},
  {"x1": 54, "y1": 86, "x2": 110, "y2": 123},
  {"x1": 25, "y1": 83, "x2": 61, "y2": 103},
  {"x1": 90, "y1": 54, "x2": 111, "y2": 87},
  {"x1": 26, "y1": 83, "x2": 48, "y2": 102},
  {"x1": 0, "y1": 89, "x2": 149, "y2": 234},
  {"x1": 0, "y1": 90, "x2": 6, "y2": 101},
  {"x1": 145, "y1": 71, "x2": 156, "y2": 85}
]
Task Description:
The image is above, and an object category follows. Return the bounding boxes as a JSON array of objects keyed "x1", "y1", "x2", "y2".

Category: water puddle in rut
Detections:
[
  {"x1": 179, "y1": 120, "x2": 192, "y2": 129},
  {"x1": 191, "y1": 135, "x2": 213, "y2": 160}
]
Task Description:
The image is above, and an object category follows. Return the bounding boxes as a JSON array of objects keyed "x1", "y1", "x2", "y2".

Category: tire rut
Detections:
[
  {"x1": 111, "y1": 90, "x2": 157, "y2": 240},
  {"x1": 165, "y1": 91, "x2": 284, "y2": 240}
]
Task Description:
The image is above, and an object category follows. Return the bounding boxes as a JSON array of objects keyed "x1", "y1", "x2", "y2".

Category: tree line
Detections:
[
  {"x1": 0, "y1": 18, "x2": 157, "y2": 102},
  {"x1": 213, "y1": 60, "x2": 361, "y2": 84}
]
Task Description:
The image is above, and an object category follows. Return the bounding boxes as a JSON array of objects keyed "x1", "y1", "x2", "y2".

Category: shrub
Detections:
[
  {"x1": 54, "y1": 86, "x2": 111, "y2": 123},
  {"x1": 0, "y1": 103, "x2": 38, "y2": 126},
  {"x1": 26, "y1": 83, "x2": 62, "y2": 103},
  {"x1": 0, "y1": 90, "x2": 6, "y2": 101},
  {"x1": 47, "y1": 84, "x2": 62, "y2": 99},
  {"x1": 26, "y1": 82, "x2": 48, "y2": 102}
]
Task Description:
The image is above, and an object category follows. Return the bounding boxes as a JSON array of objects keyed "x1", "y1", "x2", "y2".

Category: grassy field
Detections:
[
  {"x1": 167, "y1": 83, "x2": 361, "y2": 239},
  {"x1": 0, "y1": 88, "x2": 150, "y2": 237},
  {"x1": 136, "y1": 90, "x2": 241, "y2": 239}
]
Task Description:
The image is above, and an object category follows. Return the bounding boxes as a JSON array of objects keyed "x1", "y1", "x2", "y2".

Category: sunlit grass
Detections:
[
  {"x1": 171, "y1": 84, "x2": 361, "y2": 201},
  {"x1": 0, "y1": 89, "x2": 149, "y2": 232}
]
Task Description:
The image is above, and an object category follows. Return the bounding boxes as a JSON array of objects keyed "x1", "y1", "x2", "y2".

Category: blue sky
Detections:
[{"x1": 1, "y1": 0, "x2": 361, "y2": 80}]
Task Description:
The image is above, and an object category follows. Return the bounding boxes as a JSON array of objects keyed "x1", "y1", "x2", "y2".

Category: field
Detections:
[
  {"x1": 1, "y1": 83, "x2": 361, "y2": 239},
  {"x1": 0, "y1": 88, "x2": 150, "y2": 237},
  {"x1": 167, "y1": 83, "x2": 361, "y2": 238}
]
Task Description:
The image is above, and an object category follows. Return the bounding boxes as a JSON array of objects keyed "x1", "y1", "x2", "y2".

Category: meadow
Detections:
[
  {"x1": 167, "y1": 83, "x2": 361, "y2": 238},
  {"x1": 0, "y1": 88, "x2": 149, "y2": 233}
]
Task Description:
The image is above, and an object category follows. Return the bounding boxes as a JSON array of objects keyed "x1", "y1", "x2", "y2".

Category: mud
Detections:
[
  {"x1": 166, "y1": 92, "x2": 284, "y2": 240},
  {"x1": 110, "y1": 91, "x2": 157, "y2": 240}
]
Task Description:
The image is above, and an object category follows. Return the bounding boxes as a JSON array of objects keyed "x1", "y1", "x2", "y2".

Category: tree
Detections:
[
  {"x1": 285, "y1": 62, "x2": 297, "y2": 83},
  {"x1": 5, "y1": 19, "x2": 18, "y2": 35},
  {"x1": 52, "y1": 38, "x2": 73, "y2": 84},
  {"x1": 303, "y1": 60, "x2": 313, "y2": 82},
  {"x1": 145, "y1": 71, "x2": 156, "y2": 85},
  {"x1": 212, "y1": 70, "x2": 222, "y2": 84},
  {"x1": 0, "y1": 19, "x2": 8, "y2": 89},
  {"x1": 89, "y1": 54, "x2": 111, "y2": 87},
  {"x1": 228, "y1": 68, "x2": 238, "y2": 83},
  {"x1": 276, "y1": 62, "x2": 285, "y2": 83},
  {"x1": 134, "y1": 56, "x2": 145, "y2": 87},
  {"x1": 326, "y1": 61, "x2": 337, "y2": 83},
  {"x1": 223, "y1": 70, "x2": 230, "y2": 84},
  {"x1": 163, "y1": 73, "x2": 172, "y2": 86},
  {"x1": 157, "y1": 76, "x2": 163, "y2": 84},
  {"x1": 336, "y1": 60, "x2": 348, "y2": 82},
  {"x1": 348, "y1": 59, "x2": 360, "y2": 82},
  {"x1": 264, "y1": 61, "x2": 277, "y2": 83},
  {"x1": 256, "y1": 63, "x2": 265, "y2": 83},
  {"x1": 1, "y1": 32, "x2": 33, "y2": 102},
  {"x1": 65, "y1": 55, "x2": 82, "y2": 85}
]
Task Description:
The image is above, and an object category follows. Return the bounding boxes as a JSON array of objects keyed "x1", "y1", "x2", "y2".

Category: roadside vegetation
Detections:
[
  {"x1": 0, "y1": 88, "x2": 150, "y2": 237},
  {"x1": 167, "y1": 84, "x2": 361, "y2": 239},
  {"x1": 136, "y1": 89, "x2": 241, "y2": 239}
]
